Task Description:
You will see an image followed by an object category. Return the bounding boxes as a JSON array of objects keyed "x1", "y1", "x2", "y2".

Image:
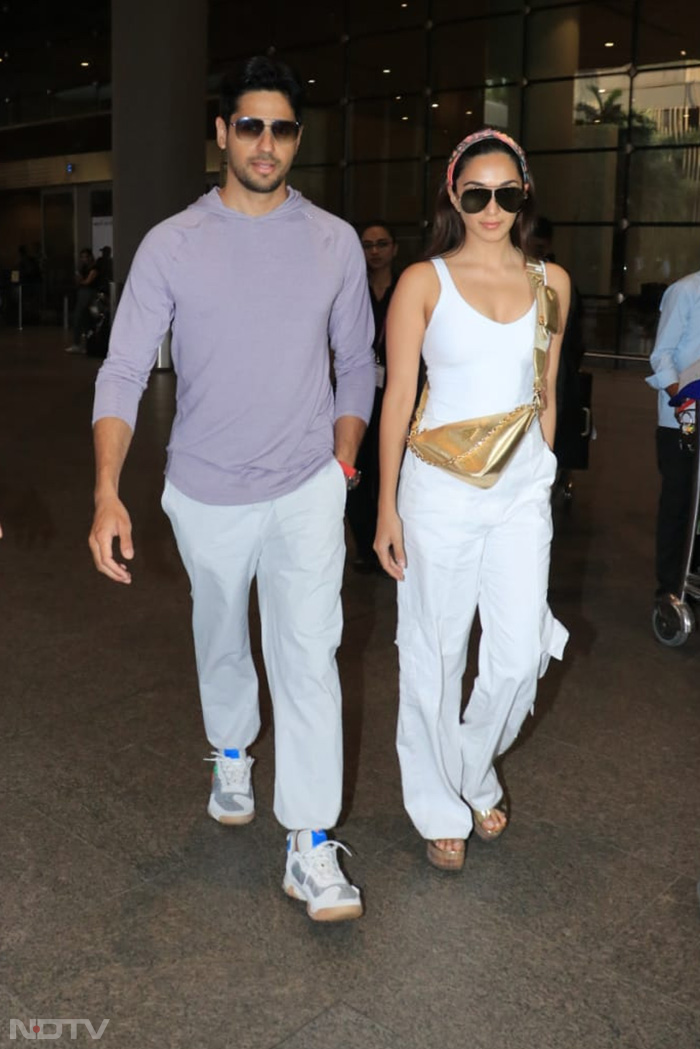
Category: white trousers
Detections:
[
  {"x1": 396, "y1": 428, "x2": 568, "y2": 840},
  {"x1": 161, "y1": 459, "x2": 348, "y2": 830}
]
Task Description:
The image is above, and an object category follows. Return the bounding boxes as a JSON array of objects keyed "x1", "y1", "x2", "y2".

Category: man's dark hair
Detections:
[{"x1": 220, "y1": 56, "x2": 304, "y2": 125}]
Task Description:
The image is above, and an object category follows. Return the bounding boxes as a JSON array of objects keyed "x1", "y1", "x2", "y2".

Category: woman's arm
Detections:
[
  {"x1": 374, "y1": 263, "x2": 438, "y2": 580},
  {"x1": 540, "y1": 263, "x2": 571, "y2": 449}
]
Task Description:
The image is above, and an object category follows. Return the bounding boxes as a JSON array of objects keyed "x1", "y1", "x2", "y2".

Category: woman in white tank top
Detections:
[{"x1": 375, "y1": 130, "x2": 571, "y2": 872}]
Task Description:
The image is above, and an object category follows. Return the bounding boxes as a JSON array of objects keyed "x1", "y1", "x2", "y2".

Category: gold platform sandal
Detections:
[
  {"x1": 426, "y1": 838, "x2": 466, "y2": 872},
  {"x1": 472, "y1": 799, "x2": 509, "y2": 842}
]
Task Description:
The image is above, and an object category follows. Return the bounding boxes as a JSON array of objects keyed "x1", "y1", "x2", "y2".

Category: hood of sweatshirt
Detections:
[{"x1": 187, "y1": 185, "x2": 306, "y2": 223}]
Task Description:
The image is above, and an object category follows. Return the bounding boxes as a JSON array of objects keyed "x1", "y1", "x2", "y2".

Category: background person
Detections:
[
  {"x1": 346, "y1": 221, "x2": 398, "y2": 572},
  {"x1": 375, "y1": 129, "x2": 570, "y2": 872},
  {"x1": 65, "y1": 248, "x2": 98, "y2": 354},
  {"x1": 646, "y1": 268, "x2": 700, "y2": 597},
  {"x1": 88, "y1": 56, "x2": 374, "y2": 922}
]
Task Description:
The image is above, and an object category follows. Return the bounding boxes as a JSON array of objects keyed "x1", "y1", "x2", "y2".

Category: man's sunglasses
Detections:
[
  {"x1": 229, "y1": 117, "x2": 301, "y2": 142},
  {"x1": 460, "y1": 186, "x2": 526, "y2": 214}
]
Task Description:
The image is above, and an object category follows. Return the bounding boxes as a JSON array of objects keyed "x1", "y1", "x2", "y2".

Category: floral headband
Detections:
[{"x1": 445, "y1": 128, "x2": 530, "y2": 192}]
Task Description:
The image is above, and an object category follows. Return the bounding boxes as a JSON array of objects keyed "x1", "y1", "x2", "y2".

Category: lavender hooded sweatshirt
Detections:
[{"x1": 93, "y1": 187, "x2": 375, "y2": 505}]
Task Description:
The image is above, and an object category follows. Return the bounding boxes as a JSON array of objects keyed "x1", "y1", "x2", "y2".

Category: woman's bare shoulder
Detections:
[
  {"x1": 394, "y1": 260, "x2": 440, "y2": 301},
  {"x1": 543, "y1": 261, "x2": 570, "y2": 296},
  {"x1": 398, "y1": 259, "x2": 438, "y2": 285}
]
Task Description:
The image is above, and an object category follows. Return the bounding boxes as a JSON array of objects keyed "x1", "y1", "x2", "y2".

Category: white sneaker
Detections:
[
  {"x1": 283, "y1": 829, "x2": 363, "y2": 922},
  {"x1": 205, "y1": 748, "x2": 255, "y2": 825}
]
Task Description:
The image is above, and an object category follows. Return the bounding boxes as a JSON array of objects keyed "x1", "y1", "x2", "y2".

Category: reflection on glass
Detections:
[
  {"x1": 581, "y1": 299, "x2": 619, "y2": 353},
  {"x1": 524, "y1": 76, "x2": 629, "y2": 150},
  {"x1": 626, "y1": 225, "x2": 700, "y2": 291},
  {"x1": 298, "y1": 107, "x2": 343, "y2": 164},
  {"x1": 392, "y1": 232, "x2": 426, "y2": 267},
  {"x1": 637, "y1": 0, "x2": 700, "y2": 68},
  {"x1": 532, "y1": 152, "x2": 621, "y2": 223},
  {"x1": 434, "y1": 0, "x2": 521, "y2": 17},
  {"x1": 348, "y1": 0, "x2": 428, "y2": 34},
  {"x1": 432, "y1": 17, "x2": 523, "y2": 89},
  {"x1": 349, "y1": 31, "x2": 425, "y2": 97},
  {"x1": 630, "y1": 68, "x2": 700, "y2": 145},
  {"x1": 629, "y1": 149, "x2": 700, "y2": 222},
  {"x1": 290, "y1": 166, "x2": 342, "y2": 215},
  {"x1": 427, "y1": 159, "x2": 448, "y2": 215},
  {"x1": 350, "y1": 98, "x2": 424, "y2": 160},
  {"x1": 528, "y1": 0, "x2": 633, "y2": 9},
  {"x1": 281, "y1": 45, "x2": 345, "y2": 105},
  {"x1": 274, "y1": 1, "x2": 343, "y2": 47},
  {"x1": 545, "y1": 224, "x2": 615, "y2": 298},
  {"x1": 429, "y1": 87, "x2": 521, "y2": 156},
  {"x1": 527, "y1": 5, "x2": 632, "y2": 79},
  {"x1": 346, "y1": 161, "x2": 423, "y2": 224},
  {"x1": 208, "y1": 0, "x2": 272, "y2": 62},
  {"x1": 619, "y1": 222, "x2": 700, "y2": 355}
]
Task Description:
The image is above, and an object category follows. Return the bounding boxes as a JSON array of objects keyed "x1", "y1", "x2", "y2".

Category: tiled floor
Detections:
[{"x1": 1, "y1": 327, "x2": 698, "y2": 1049}]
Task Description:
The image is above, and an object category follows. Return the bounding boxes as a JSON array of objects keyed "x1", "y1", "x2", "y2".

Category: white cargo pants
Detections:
[
  {"x1": 396, "y1": 429, "x2": 568, "y2": 841},
  {"x1": 161, "y1": 459, "x2": 348, "y2": 831}
]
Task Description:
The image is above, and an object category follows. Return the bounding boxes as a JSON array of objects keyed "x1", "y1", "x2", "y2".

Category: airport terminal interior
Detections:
[{"x1": 1, "y1": 1, "x2": 700, "y2": 1047}]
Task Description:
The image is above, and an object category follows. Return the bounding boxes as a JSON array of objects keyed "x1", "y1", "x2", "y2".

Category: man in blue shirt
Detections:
[{"x1": 646, "y1": 270, "x2": 700, "y2": 595}]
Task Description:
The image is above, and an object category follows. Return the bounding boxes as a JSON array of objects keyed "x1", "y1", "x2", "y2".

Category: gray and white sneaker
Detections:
[
  {"x1": 206, "y1": 748, "x2": 255, "y2": 825},
  {"x1": 283, "y1": 829, "x2": 363, "y2": 922}
]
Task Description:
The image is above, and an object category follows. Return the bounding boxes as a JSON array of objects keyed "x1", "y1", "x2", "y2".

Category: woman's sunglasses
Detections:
[
  {"x1": 229, "y1": 117, "x2": 301, "y2": 142},
  {"x1": 460, "y1": 186, "x2": 526, "y2": 214}
]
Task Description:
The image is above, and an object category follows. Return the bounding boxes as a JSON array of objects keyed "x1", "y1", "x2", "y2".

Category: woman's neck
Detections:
[{"x1": 456, "y1": 237, "x2": 522, "y2": 271}]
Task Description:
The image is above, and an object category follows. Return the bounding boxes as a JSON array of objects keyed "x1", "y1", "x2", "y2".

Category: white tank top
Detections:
[{"x1": 421, "y1": 256, "x2": 540, "y2": 428}]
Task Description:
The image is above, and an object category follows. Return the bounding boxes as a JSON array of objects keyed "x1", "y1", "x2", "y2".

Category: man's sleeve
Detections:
[
  {"x1": 92, "y1": 227, "x2": 176, "y2": 429},
  {"x1": 646, "y1": 281, "x2": 690, "y2": 392},
  {"x1": 328, "y1": 230, "x2": 376, "y2": 424}
]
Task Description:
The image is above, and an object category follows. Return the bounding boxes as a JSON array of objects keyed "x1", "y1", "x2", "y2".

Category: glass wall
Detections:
[
  {"x1": 235, "y1": 0, "x2": 698, "y2": 358},
  {"x1": 2, "y1": 0, "x2": 699, "y2": 354}
]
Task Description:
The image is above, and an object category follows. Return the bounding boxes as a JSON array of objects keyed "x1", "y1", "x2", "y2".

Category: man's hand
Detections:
[{"x1": 89, "y1": 493, "x2": 134, "y2": 583}]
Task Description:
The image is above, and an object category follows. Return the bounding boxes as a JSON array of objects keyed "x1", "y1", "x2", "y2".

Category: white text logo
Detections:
[{"x1": 10, "y1": 1019, "x2": 110, "y2": 1040}]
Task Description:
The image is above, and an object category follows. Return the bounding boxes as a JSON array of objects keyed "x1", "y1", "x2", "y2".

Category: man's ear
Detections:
[{"x1": 215, "y1": 116, "x2": 228, "y2": 151}]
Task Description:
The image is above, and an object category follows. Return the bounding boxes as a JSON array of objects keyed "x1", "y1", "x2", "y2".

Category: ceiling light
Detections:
[
  {"x1": 681, "y1": 50, "x2": 687, "y2": 56},
  {"x1": 604, "y1": 41, "x2": 614, "y2": 48},
  {"x1": 465, "y1": 109, "x2": 473, "y2": 115},
  {"x1": 431, "y1": 102, "x2": 439, "y2": 108},
  {"x1": 80, "y1": 61, "x2": 90, "y2": 67},
  {"x1": 401, "y1": 115, "x2": 408, "y2": 121},
  {"x1": 395, "y1": 94, "x2": 402, "y2": 100},
  {"x1": 382, "y1": 68, "x2": 391, "y2": 74},
  {"x1": 307, "y1": 78, "x2": 316, "y2": 84}
]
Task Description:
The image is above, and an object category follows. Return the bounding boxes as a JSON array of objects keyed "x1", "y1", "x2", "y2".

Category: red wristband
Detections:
[{"x1": 337, "y1": 459, "x2": 361, "y2": 490}]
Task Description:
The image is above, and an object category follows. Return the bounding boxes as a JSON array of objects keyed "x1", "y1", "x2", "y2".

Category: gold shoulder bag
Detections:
[{"x1": 406, "y1": 257, "x2": 560, "y2": 489}]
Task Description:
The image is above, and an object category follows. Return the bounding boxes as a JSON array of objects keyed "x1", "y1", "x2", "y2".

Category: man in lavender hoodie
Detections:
[{"x1": 88, "y1": 57, "x2": 375, "y2": 922}]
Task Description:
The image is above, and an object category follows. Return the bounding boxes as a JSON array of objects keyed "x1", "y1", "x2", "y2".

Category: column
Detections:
[{"x1": 111, "y1": 0, "x2": 208, "y2": 285}]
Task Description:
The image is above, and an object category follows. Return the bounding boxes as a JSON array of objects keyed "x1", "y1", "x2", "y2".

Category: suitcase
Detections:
[{"x1": 554, "y1": 369, "x2": 593, "y2": 471}]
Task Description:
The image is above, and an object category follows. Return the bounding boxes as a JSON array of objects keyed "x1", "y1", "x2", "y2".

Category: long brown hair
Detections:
[{"x1": 426, "y1": 138, "x2": 537, "y2": 259}]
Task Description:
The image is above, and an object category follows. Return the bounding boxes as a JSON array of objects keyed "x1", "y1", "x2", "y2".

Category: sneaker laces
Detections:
[
  {"x1": 300, "y1": 839, "x2": 353, "y2": 887},
  {"x1": 205, "y1": 750, "x2": 250, "y2": 790}
]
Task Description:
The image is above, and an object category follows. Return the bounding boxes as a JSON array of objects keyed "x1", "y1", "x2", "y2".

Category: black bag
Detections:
[{"x1": 555, "y1": 369, "x2": 593, "y2": 470}]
